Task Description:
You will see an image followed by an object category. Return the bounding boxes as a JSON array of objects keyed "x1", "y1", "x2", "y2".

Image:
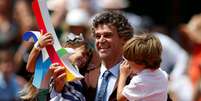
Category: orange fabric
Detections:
[{"x1": 188, "y1": 46, "x2": 201, "y2": 87}]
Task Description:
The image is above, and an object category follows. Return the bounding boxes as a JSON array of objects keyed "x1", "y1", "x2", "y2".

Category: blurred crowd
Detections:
[{"x1": 0, "y1": 0, "x2": 200, "y2": 101}]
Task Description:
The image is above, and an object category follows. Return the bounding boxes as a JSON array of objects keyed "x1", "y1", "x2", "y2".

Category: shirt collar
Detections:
[
  {"x1": 137, "y1": 68, "x2": 159, "y2": 75},
  {"x1": 100, "y1": 61, "x2": 121, "y2": 78}
]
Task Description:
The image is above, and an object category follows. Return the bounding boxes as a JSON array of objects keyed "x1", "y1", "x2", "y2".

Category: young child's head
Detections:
[
  {"x1": 62, "y1": 33, "x2": 93, "y2": 73},
  {"x1": 123, "y1": 33, "x2": 162, "y2": 72},
  {"x1": 68, "y1": 43, "x2": 92, "y2": 69}
]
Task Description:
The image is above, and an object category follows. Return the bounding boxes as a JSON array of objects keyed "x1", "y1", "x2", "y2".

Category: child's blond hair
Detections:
[{"x1": 123, "y1": 33, "x2": 162, "y2": 69}]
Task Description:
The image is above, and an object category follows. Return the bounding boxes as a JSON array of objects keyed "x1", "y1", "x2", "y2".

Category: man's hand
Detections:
[{"x1": 50, "y1": 63, "x2": 67, "y2": 93}]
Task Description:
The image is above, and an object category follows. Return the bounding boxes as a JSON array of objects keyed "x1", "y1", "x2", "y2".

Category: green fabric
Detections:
[
  {"x1": 57, "y1": 48, "x2": 68, "y2": 57},
  {"x1": 37, "y1": 89, "x2": 49, "y2": 101}
]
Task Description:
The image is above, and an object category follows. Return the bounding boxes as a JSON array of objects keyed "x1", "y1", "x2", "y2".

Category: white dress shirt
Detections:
[
  {"x1": 122, "y1": 68, "x2": 168, "y2": 101},
  {"x1": 95, "y1": 62, "x2": 120, "y2": 101}
]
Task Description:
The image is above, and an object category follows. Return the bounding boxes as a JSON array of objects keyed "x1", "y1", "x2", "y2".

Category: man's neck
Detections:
[{"x1": 102, "y1": 56, "x2": 123, "y2": 69}]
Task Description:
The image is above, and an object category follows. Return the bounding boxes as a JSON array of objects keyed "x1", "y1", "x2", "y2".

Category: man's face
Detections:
[{"x1": 94, "y1": 24, "x2": 124, "y2": 60}]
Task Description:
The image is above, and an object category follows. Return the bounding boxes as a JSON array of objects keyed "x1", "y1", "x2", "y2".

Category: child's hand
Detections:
[
  {"x1": 38, "y1": 30, "x2": 54, "y2": 48},
  {"x1": 120, "y1": 60, "x2": 132, "y2": 77}
]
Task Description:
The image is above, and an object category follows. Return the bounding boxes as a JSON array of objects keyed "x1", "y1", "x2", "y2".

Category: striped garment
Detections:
[{"x1": 49, "y1": 79, "x2": 86, "y2": 101}]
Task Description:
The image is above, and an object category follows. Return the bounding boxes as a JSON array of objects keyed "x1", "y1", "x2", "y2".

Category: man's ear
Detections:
[
  {"x1": 121, "y1": 37, "x2": 128, "y2": 46},
  {"x1": 119, "y1": 42, "x2": 125, "y2": 49}
]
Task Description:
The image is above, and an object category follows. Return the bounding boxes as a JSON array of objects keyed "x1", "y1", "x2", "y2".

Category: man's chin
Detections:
[{"x1": 99, "y1": 53, "x2": 109, "y2": 59}]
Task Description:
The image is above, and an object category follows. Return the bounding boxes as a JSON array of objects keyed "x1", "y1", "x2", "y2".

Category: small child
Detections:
[
  {"x1": 20, "y1": 32, "x2": 94, "y2": 101},
  {"x1": 117, "y1": 33, "x2": 168, "y2": 101}
]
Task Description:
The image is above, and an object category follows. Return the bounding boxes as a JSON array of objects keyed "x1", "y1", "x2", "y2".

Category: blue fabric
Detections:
[
  {"x1": 33, "y1": 53, "x2": 52, "y2": 88},
  {"x1": 22, "y1": 31, "x2": 39, "y2": 43},
  {"x1": 95, "y1": 71, "x2": 111, "y2": 101},
  {"x1": 0, "y1": 73, "x2": 20, "y2": 101},
  {"x1": 109, "y1": 63, "x2": 120, "y2": 77}
]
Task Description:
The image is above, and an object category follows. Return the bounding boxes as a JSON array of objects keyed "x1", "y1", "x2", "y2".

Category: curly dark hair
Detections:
[{"x1": 91, "y1": 10, "x2": 134, "y2": 41}]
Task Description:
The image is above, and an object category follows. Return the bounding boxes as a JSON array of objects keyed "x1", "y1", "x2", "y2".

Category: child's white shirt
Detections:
[{"x1": 122, "y1": 68, "x2": 168, "y2": 101}]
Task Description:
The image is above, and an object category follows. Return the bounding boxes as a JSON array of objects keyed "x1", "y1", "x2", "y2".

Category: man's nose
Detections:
[{"x1": 99, "y1": 36, "x2": 106, "y2": 43}]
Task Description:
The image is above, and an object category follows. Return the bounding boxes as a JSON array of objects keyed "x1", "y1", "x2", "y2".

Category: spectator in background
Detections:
[
  {"x1": 0, "y1": 0, "x2": 18, "y2": 48},
  {"x1": 13, "y1": 0, "x2": 37, "y2": 37},
  {"x1": 47, "y1": 0, "x2": 66, "y2": 39},
  {"x1": 171, "y1": 13, "x2": 201, "y2": 101},
  {"x1": 154, "y1": 32, "x2": 191, "y2": 101},
  {"x1": 97, "y1": 0, "x2": 153, "y2": 33},
  {"x1": 60, "y1": 8, "x2": 94, "y2": 47},
  {"x1": 13, "y1": 0, "x2": 37, "y2": 81},
  {"x1": 0, "y1": 48, "x2": 23, "y2": 101},
  {"x1": 47, "y1": 0, "x2": 93, "y2": 44},
  {"x1": 180, "y1": 13, "x2": 201, "y2": 88},
  {"x1": 47, "y1": 0, "x2": 93, "y2": 39},
  {"x1": 153, "y1": 32, "x2": 189, "y2": 78},
  {"x1": 161, "y1": 13, "x2": 201, "y2": 101}
]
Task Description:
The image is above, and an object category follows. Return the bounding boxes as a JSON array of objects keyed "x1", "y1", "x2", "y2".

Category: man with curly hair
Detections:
[
  {"x1": 52, "y1": 10, "x2": 134, "y2": 101},
  {"x1": 82, "y1": 10, "x2": 134, "y2": 101}
]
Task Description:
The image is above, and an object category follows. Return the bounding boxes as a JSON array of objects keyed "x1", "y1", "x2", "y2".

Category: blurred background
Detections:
[{"x1": 0, "y1": 0, "x2": 200, "y2": 101}]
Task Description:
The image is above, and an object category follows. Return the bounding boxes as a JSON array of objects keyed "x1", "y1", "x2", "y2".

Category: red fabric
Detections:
[{"x1": 32, "y1": 0, "x2": 63, "y2": 65}]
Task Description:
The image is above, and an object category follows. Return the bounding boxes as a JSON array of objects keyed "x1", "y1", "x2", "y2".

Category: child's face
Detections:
[{"x1": 68, "y1": 46, "x2": 89, "y2": 69}]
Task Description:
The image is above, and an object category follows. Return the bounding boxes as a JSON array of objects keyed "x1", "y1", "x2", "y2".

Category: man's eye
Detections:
[
  {"x1": 95, "y1": 35, "x2": 101, "y2": 39},
  {"x1": 104, "y1": 34, "x2": 112, "y2": 38},
  {"x1": 103, "y1": 32, "x2": 113, "y2": 38}
]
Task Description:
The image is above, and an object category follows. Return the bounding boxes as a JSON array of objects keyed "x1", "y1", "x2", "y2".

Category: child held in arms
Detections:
[{"x1": 117, "y1": 33, "x2": 168, "y2": 101}]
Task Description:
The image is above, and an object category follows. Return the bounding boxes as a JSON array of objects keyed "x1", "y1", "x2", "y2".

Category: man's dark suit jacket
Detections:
[{"x1": 81, "y1": 67, "x2": 119, "y2": 101}]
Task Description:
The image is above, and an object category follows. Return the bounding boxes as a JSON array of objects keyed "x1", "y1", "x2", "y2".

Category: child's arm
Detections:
[
  {"x1": 117, "y1": 61, "x2": 131, "y2": 101},
  {"x1": 26, "y1": 46, "x2": 41, "y2": 73},
  {"x1": 26, "y1": 32, "x2": 53, "y2": 73}
]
